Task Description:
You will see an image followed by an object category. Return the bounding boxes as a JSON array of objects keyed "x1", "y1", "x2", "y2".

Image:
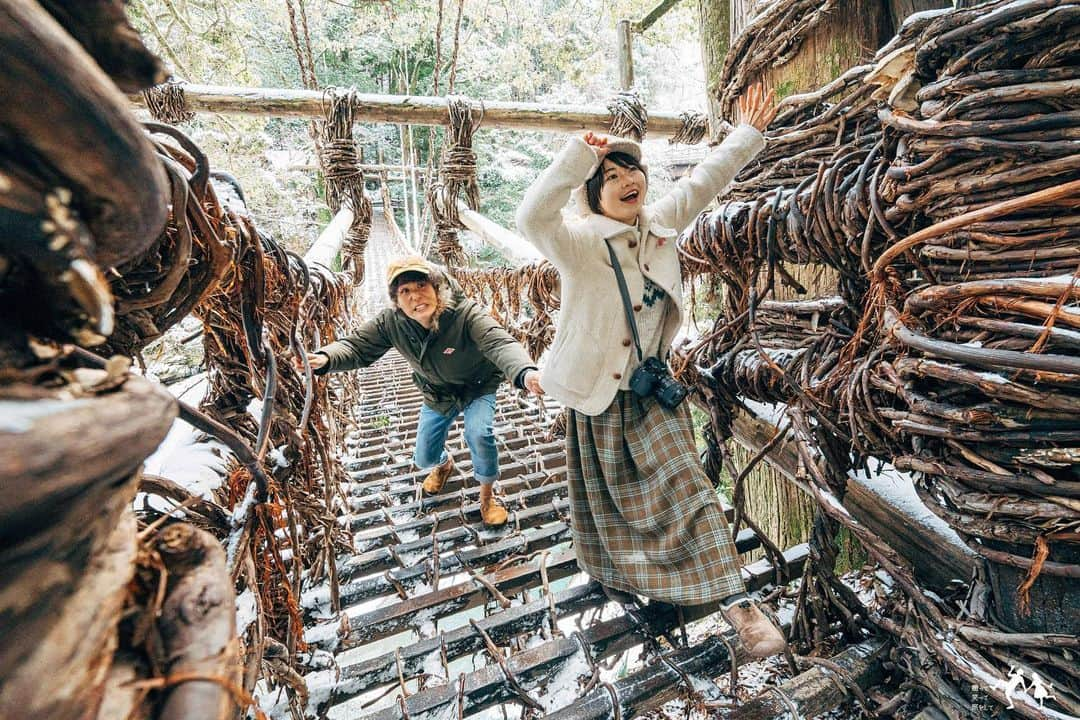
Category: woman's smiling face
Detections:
[{"x1": 597, "y1": 158, "x2": 646, "y2": 224}]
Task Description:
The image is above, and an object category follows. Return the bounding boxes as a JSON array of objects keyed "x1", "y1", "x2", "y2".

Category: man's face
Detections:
[{"x1": 396, "y1": 278, "x2": 439, "y2": 326}]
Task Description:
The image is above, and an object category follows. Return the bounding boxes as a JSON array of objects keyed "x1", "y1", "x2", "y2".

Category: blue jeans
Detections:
[{"x1": 414, "y1": 394, "x2": 499, "y2": 485}]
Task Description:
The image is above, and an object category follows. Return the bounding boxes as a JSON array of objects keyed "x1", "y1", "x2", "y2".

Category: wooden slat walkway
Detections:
[
  {"x1": 287, "y1": 219, "x2": 806, "y2": 719},
  {"x1": 291, "y1": 350, "x2": 807, "y2": 720}
]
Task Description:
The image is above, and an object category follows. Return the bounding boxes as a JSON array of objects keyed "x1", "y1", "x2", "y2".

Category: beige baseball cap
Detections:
[
  {"x1": 386, "y1": 255, "x2": 432, "y2": 289},
  {"x1": 598, "y1": 136, "x2": 642, "y2": 164}
]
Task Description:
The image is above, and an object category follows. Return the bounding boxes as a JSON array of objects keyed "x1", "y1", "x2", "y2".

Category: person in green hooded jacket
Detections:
[{"x1": 302, "y1": 256, "x2": 543, "y2": 526}]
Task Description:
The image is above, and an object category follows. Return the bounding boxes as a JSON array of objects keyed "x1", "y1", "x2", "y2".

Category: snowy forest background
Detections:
[{"x1": 128, "y1": 0, "x2": 707, "y2": 257}]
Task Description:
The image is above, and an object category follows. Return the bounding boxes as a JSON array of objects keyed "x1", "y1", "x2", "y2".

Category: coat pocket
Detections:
[{"x1": 548, "y1": 312, "x2": 618, "y2": 395}]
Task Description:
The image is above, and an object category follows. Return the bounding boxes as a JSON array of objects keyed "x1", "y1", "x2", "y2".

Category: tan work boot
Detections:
[
  {"x1": 421, "y1": 456, "x2": 454, "y2": 495},
  {"x1": 720, "y1": 596, "x2": 787, "y2": 659},
  {"x1": 479, "y1": 495, "x2": 508, "y2": 527}
]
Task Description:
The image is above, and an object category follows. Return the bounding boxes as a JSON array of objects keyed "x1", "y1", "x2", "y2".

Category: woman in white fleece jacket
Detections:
[{"x1": 516, "y1": 83, "x2": 786, "y2": 658}]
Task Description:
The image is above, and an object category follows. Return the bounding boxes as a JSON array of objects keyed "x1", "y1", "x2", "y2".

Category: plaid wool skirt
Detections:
[{"x1": 565, "y1": 391, "x2": 745, "y2": 605}]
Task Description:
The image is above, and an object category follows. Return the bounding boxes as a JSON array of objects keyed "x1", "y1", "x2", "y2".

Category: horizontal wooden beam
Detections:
[
  {"x1": 132, "y1": 84, "x2": 703, "y2": 140},
  {"x1": 731, "y1": 639, "x2": 890, "y2": 719},
  {"x1": 285, "y1": 163, "x2": 427, "y2": 174},
  {"x1": 456, "y1": 200, "x2": 545, "y2": 264}
]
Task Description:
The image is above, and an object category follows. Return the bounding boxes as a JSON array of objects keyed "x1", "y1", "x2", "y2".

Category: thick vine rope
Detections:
[
  {"x1": 675, "y1": 3, "x2": 1080, "y2": 713},
  {"x1": 318, "y1": 88, "x2": 373, "y2": 284},
  {"x1": 143, "y1": 79, "x2": 194, "y2": 124},
  {"x1": 431, "y1": 95, "x2": 484, "y2": 266},
  {"x1": 607, "y1": 90, "x2": 648, "y2": 141},
  {"x1": 669, "y1": 110, "x2": 708, "y2": 145}
]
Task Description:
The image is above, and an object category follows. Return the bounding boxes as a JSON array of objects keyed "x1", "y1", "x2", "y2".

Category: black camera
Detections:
[{"x1": 628, "y1": 356, "x2": 689, "y2": 409}]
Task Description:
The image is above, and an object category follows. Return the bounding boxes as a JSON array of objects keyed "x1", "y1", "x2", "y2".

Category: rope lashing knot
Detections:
[
  {"x1": 429, "y1": 96, "x2": 484, "y2": 267},
  {"x1": 319, "y1": 87, "x2": 372, "y2": 284},
  {"x1": 442, "y1": 96, "x2": 484, "y2": 208},
  {"x1": 143, "y1": 79, "x2": 195, "y2": 124},
  {"x1": 670, "y1": 110, "x2": 708, "y2": 145},
  {"x1": 607, "y1": 91, "x2": 648, "y2": 142}
]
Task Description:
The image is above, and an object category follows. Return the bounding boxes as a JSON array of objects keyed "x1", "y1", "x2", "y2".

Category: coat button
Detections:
[
  {"x1": 622, "y1": 338, "x2": 631, "y2": 347},
  {"x1": 628, "y1": 240, "x2": 638, "y2": 248},
  {"x1": 613, "y1": 372, "x2": 622, "y2": 380},
  {"x1": 643, "y1": 263, "x2": 650, "y2": 271},
  {"x1": 633, "y1": 303, "x2": 642, "y2": 312}
]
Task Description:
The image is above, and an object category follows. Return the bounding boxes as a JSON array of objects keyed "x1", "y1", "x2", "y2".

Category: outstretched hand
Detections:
[
  {"x1": 293, "y1": 352, "x2": 327, "y2": 372},
  {"x1": 523, "y1": 370, "x2": 544, "y2": 396},
  {"x1": 738, "y1": 80, "x2": 778, "y2": 133},
  {"x1": 583, "y1": 131, "x2": 610, "y2": 161}
]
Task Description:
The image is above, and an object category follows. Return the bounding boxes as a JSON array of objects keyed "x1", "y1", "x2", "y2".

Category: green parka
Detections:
[{"x1": 314, "y1": 271, "x2": 536, "y2": 415}]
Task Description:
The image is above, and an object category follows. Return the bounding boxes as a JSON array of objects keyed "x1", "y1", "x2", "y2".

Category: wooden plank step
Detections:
[
  {"x1": 360, "y1": 605, "x2": 656, "y2": 720},
  {"x1": 352, "y1": 497, "x2": 571, "y2": 555},
  {"x1": 341, "y1": 504, "x2": 573, "y2": 581},
  {"x1": 325, "y1": 526, "x2": 760, "y2": 615},
  {"x1": 335, "y1": 550, "x2": 582, "y2": 649},
  {"x1": 354, "y1": 496, "x2": 574, "y2": 557},
  {"x1": 314, "y1": 522, "x2": 576, "y2": 613},
  {"x1": 345, "y1": 448, "x2": 566, "y2": 503},
  {"x1": 543, "y1": 545, "x2": 811, "y2": 720},
  {"x1": 348, "y1": 543, "x2": 808, "y2": 720},
  {"x1": 347, "y1": 470, "x2": 565, "y2": 522},
  {"x1": 303, "y1": 582, "x2": 607, "y2": 711},
  {"x1": 346, "y1": 481, "x2": 570, "y2": 533}
]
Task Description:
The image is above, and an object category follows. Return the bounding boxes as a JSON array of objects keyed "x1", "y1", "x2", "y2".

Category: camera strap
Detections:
[{"x1": 604, "y1": 239, "x2": 644, "y2": 364}]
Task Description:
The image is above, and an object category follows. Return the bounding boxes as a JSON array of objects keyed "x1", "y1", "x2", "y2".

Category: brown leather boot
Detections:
[
  {"x1": 602, "y1": 584, "x2": 637, "y2": 605},
  {"x1": 720, "y1": 596, "x2": 787, "y2": 659},
  {"x1": 421, "y1": 456, "x2": 454, "y2": 495},
  {"x1": 479, "y1": 495, "x2": 508, "y2": 526}
]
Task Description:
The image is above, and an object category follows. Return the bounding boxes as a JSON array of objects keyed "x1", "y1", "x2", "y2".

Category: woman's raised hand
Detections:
[
  {"x1": 583, "y1": 131, "x2": 610, "y2": 161},
  {"x1": 738, "y1": 81, "x2": 778, "y2": 133}
]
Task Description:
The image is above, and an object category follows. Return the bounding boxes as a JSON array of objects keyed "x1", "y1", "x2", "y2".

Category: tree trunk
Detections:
[
  {"x1": 696, "y1": 0, "x2": 730, "y2": 136},
  {"x1": 0, "y1": 373, "x2": 177, "y2": 720}
]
